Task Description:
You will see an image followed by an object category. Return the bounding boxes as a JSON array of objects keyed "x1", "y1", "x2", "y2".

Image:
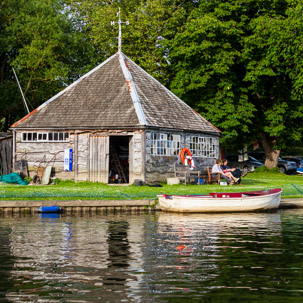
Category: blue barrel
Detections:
[
  {"x1": 196, "y1": 178, "x2": 205, "y2": 185},
  {"x1": 37, "y1": 206, "x2": 61, "y2": 213}
]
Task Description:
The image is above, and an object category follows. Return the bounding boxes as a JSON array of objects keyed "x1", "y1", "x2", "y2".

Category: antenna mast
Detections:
[
  {"x1": 12, "y1": 67, "x2": 30, "y2": 114},
  {"x1": 111, "y1": 7, "x2": 129, "y2": 53}
]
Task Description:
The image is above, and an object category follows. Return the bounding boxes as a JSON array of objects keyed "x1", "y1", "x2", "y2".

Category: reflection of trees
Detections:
[
  {"x1": 0, "y1": 226, "x2": 14, "y2": 301},
  {"x1": 213, "y1": 213, "x2": 282, "y2": 287},
  {"x1": 145, "y1": 213, "x2": 220, "y2": 280},
  {"x1": 144, "y1": 212, "x2": 282, "y2": 301}
]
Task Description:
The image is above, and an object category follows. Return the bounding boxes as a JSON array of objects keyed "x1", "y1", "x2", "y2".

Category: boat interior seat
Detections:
[{"x1": 210, "y1": 193, "x2": 243, "y2": 198}]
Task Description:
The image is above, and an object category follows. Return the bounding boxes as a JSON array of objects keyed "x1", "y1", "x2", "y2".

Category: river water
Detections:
[{"x1": 1, "y1": 209, "x2": 303, "y2": 302}]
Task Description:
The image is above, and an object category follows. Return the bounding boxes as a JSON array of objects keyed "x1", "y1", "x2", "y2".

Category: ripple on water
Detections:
[{"x1": 1, "y1": 210, "x2": 303, "y2": 302}]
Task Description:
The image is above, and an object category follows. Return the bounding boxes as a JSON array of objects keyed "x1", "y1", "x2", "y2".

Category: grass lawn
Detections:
[{"x1": 0, "y1": 172, "x2": 303, "y2": 200}]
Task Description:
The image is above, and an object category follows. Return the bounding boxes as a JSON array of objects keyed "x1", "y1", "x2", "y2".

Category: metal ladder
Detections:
[{"x1": 111, "y1": 146, "x2": 127, "y2": 183}]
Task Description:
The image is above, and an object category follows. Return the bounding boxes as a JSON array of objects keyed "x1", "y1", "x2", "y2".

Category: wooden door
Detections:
[{"x1": 89, "y1": 136, "x2": 109, "y2": 183}]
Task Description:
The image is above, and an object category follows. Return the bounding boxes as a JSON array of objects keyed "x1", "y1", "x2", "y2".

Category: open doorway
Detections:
[{"x1": 109, "y1": 136, "x2": 130, "y2": 184}]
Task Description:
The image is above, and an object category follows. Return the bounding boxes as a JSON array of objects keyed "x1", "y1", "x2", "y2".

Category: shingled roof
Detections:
[{"x1": 11, "y1": 52, "x2": 220, "y2": 134}]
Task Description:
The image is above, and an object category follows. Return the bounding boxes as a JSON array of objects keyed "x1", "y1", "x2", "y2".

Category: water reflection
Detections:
[
  {"x1": 2, "y1": 210, "x2": 303, "y2": 302},
  {"x1": 3, "y1": 214, "x2": 146, "y2": 302},
  {"x1": 145, "y1": 212, "x2": 282, "y2": 300},
  {"x1": 107, "y1": 220, "x2": 130, "y2": 268},
  {"x1": 0, "y1": 225, "x2": 14, "y2": 301}
]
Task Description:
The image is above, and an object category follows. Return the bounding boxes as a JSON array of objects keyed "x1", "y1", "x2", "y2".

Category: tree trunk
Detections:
[
  {"x1": 260, "y1": 135, "x2": 280, "y2": 169},
  {"x1": 0, "y1": 54, "x2": 7, "y2": 84}
]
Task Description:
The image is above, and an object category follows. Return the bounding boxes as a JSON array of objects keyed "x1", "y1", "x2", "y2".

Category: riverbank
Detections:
[
  {"x1": 0, "y1": 198, "x2": 302, "y2": 214},
  {"x1": 0, "y1": 199, "x2": 158, "y2": 214},
  {"x1": 1, "y1": 172, "x2": 303, "y2": 201}
]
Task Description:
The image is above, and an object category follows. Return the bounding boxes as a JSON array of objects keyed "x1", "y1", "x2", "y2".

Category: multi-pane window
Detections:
[
  {"x1": 167, "y1": 134, "x2": 181, "y2": 156},
  {"x1": 189, "y1": 135, "x2": 218, "y2": 158},
  {"x1": 21, "y1": 132, "x2": 69, "y2": 142},
  {"x1": 150, "y1": 132, "x2": 181, "y2": 156},
  {"x1": 148, "y1": 132, "x2": 219, "y2": 158}
]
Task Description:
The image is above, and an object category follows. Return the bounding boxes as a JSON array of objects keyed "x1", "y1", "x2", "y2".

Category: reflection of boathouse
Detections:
[
  {"x1": 6, "y1": 214, "x2": 145, "y2": 302},
  {"x1": 10, "y1": 52, "x2": 220, "y2": 184}
]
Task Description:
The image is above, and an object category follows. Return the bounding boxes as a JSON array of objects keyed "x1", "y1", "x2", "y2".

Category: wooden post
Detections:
[{"x1": 74, "y1": 133, "x2": 78, "y2": 182}]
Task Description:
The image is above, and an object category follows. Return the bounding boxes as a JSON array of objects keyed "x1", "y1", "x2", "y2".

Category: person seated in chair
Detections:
[
  {"x1": 212, "y1": 159, "x2": 239, "y2": 185},
  {"x1": 221, "y1": 159, "x2": 247, "y2": 184}
]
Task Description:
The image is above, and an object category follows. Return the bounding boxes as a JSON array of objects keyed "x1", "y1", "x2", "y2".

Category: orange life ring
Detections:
[{"x1": 180, "y1": 148, "x2": 192, "y2": 164}]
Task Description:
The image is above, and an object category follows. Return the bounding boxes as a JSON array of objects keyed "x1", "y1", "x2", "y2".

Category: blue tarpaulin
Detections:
[{"x1": 0, "y1": 173, "x2": 28, "y2": 185}]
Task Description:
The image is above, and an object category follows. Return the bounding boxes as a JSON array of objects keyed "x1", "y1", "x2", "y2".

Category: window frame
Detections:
[
  {"x1": 189, "y1": 135, "x2": 219, "y2": 158},
  {"x1": 21, "y1": 132, "x2": 70, "y2": 142},
  {"x1": 149, "y1": 132, "x2": 181, "y2": 156}
]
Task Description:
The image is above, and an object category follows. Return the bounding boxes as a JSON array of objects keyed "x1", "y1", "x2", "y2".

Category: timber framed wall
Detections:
[
  {"x1": 14, "y1": 128, "x2": 219, "y2": 184},
  {"x1": 14, "y1": 129, "x2": 145, "y2": 183},
  {"x1": 14, "y1": 130, "x2": 75, "y2": 180}
]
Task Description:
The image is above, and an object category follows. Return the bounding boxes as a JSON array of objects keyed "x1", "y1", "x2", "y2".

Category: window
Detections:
[
  {"x1": 148, "y1": 132, "x2": 219, "y2": 158},
  {"x1": 167, "y1": 134, "x2": 181, "y2": 156},
  {"x1": 21, "y1": 132, "x2": 70, "y2": 142},
  {"x1": 150, "y1": 133, "x2": 166, "y2": 155},
  {"x1": 38, "y1": 133, "x2": 47, "y2": 141},
  {"x1": 189, "y1": 135, "x2": 219, "y2": 158},
  {"x1": 150, "y1": 132, "x2": 181, "y2": 156}
]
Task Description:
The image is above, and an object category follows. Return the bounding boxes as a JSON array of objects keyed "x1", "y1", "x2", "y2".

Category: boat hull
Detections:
[{"x1": 158, "y1": 189, "x2": 281, "y2": 213}]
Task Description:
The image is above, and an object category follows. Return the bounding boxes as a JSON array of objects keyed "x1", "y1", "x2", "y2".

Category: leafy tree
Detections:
[
  {"x1": 67, "y1": 0, "x2": 199, "y2": 84},
  {"x1": 242, "y1": 0, "x2": 303, "y2": 167},
  {"x1": 168, "y1": 0, "x2": 303, "y2": 168},
  {"x1": 0, "y1": 0, "x2": 95, "y2": 131}
]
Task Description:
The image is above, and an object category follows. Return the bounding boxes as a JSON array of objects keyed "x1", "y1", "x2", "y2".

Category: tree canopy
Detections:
[
  {"x1": 0, "y1": 0, "x2": 95, "y2": 130},
  {"x1": 1, "y1": 0, "x2": 303, "y2": 167},
  {"x1": 167, "y1": 0, "x2": 303, "y2": 166}
]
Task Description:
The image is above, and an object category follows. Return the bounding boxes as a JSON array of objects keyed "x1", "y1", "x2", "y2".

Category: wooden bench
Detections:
[
  {"x1": 206, "y1": 167, "x2": 220, "y2": 184},
  {"x1": 174, "y1": 163, "x2": 201, "y2": 185}
]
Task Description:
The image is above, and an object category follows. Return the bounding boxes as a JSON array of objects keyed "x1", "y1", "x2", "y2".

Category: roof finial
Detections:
[{"x1": 111, "y1": 7, "x2": 129, "y2": 53}]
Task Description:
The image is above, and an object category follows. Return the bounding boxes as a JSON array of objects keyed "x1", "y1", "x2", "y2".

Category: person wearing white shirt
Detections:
[{"x1": 211, "y1": 159, "x2": 239, "y2": 184}]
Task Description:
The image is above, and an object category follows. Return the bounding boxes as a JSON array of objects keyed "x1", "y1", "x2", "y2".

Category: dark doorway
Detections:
[{"x1": 109, "y1": 136, "x2": 130, "y2": 183}]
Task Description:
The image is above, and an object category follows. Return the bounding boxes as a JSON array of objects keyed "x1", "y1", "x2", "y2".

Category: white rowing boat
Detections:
[{"x1": 157, "y1": 189, "x2": 282, "y2": 213}]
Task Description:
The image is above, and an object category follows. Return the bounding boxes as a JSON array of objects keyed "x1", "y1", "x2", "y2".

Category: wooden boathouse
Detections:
[{"x1": 10, "y1": 51, "x2": 221, "y2": 184}]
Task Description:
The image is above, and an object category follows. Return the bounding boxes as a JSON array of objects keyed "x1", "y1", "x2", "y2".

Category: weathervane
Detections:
[{"x1": 111, "y1": 7, "x2": 129, "y2": 53}]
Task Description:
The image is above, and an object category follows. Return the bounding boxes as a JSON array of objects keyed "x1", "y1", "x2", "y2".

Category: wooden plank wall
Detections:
[
  {"x1": 15, "y1": 132, "x2": 74, "y2": 179},
  {"x1": 129, "y1": 133, "x2": 145, "y2": 184},
  {"x1": 0, "y1": 136, "x2": 13, "y2": 175},
  {"x1": 14, "y1": 129, "x2": 145, "y2": 183},
  {"x1": 89, "y1": 136, "x2": 109, "y2": 183}
]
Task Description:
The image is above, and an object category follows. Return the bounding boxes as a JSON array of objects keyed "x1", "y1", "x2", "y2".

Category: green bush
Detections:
[
  {"x1": 254, "y1": 166, "x2": 280, "y2": 174},
  {"x1": 281, "y1": 147, "x2": 303, "y2": 156},
  {"x1": 269, "y1": 167, "x2": 280, "y2": 173},
  {"x1": 53, "y1": 178, "x2": 75, "y2": 185}
]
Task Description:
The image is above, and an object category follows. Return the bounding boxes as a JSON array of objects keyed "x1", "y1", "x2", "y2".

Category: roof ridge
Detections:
[
  {"x1": 118, "y1": 52, "x2": 147, "y2": 125},
  {"x1": 123, "y1": 54, "x2": 220, "y2": 133},
  {"x1": 123, "y1": 54, "x2": 211, "y2": 121}
]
